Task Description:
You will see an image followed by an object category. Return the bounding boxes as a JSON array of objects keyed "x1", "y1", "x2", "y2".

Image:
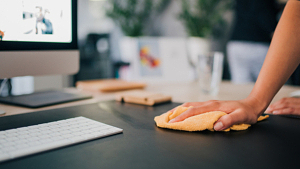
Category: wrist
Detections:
[{"x1": 242, "y1": 95, "x2": 269, "y2": 117}]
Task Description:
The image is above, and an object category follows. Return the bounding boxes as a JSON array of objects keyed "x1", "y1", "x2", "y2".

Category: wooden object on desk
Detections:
[
  {"x1": 3, "y1": 81, "x2": 300, "y2": 117},
  {"x1": 76, "y1": 79, "x2": 146, "y2": 92},
  {"x1": 116, "y1": 90, "x2": 172, "y2": 106}
]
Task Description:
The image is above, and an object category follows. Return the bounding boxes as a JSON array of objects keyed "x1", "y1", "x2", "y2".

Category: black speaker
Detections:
[{"x1": 74, "y1": 33, "x2": 113, "y2": 83}]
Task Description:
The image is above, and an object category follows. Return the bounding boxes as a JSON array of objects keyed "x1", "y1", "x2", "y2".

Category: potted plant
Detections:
[
  {"x1": 106, "y1": 0, "x2": 171, "y2": 81},
  {"x1": 179, "y1": 0, "x2": 233, "y2": 69}
]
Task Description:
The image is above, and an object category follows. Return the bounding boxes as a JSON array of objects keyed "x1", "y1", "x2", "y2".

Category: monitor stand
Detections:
[{"x1": 0, "y1": 90, "x2": 93, "y2": 108}]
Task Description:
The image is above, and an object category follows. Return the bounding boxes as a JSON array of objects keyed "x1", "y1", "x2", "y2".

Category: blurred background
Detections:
[
  {"x1": 75, "y1": 0, "x2": 233, "y2": 83},
  {"x1": 4, "y1": 0, "x2": 298, "y2": 96}
]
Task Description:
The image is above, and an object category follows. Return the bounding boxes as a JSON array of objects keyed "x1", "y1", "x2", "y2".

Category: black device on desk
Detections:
[
  {"x1": 0, "y1": 0, "x2": 91, "y2": 108},
  {"x1": 0, "y1": 90, "x2": 92, "y2": 108},
  {"x1": 1, "y1": 100, "x2": 300, "y2": 169}
]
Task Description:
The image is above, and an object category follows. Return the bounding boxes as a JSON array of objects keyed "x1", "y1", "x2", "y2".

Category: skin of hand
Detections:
[
  {"x1": 266, "y1": 97, "x2": 300, "y2": 115},
  {"x1": 169, "y1": 0, "x2": 300, "y2": 131},
  {"x1": 168, "y1": 97, "x2": 264, "y2": 131}
]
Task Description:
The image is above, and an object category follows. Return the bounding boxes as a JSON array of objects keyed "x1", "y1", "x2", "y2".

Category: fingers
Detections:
[
  {"x1": 169, "y1": 102, "x2": 219, "y2": 123},
  {"x1": 169, "y1": 102, "x2": 203, "y2": 113},
  {"x1": 272, "y1": 107, "x2": 300, "y2": 115},
  {"x1": 268, "y1": 97, "x2": 300, "y2": 109},
  {"x1": 169, "y1": 101, "x2": 214, "y2": 113},
  {"x1": 168, "y1": 100, "x2": 259, "y2": 131},
  {"x1": 180, "y1": 101, "x2": 217, "y2": 107},
  {"x1": 214, "y1": 110, "x2": 257, "y2": 131},
  {"x1": 266, "y1": 97, "x2": 300, "y2": 116},
  {"x1": 272, "y1": 107, "x2": 293, "y2": 115}
]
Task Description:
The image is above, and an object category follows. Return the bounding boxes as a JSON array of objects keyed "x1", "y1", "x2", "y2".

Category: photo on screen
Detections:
[{"x1": 0, "y1": 0, "x2": 72, "y2": 43}]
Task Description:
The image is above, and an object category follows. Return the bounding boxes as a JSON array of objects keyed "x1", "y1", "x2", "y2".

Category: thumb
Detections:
[
  {"x1": 213, "y1": 115, "x2": 232, "y2": 131},
  {"x1": 213, "y1": 111, "x2": 250, "y2": 131}
]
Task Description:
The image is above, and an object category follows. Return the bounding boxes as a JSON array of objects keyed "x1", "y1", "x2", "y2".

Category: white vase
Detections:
[
  {"x1": 187, "y1": 37, "x2": 212, "y2": 66},
  {"x1": 119, "y1": 36, "x2": 139, "y2": 81},
  {"x1": 119, "y1": 36, "x2": 139, "y2": 63},
  {"x1": 187, "y1": 37, "x2": 212, "y2": 80}
]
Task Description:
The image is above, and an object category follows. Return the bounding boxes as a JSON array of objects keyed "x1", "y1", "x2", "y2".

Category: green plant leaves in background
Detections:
[
  {"x1": 179, "y1": 0, "x2": 233, "y2": 38},
  {"x1": 106, "y1": 0, "x2": 233, "y2": 38},
  {"x1": 106, "y1": 0, "x2": 171, "y2": 37}
]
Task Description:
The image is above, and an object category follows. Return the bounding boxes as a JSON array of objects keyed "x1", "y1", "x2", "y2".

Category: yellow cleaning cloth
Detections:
[{"x1": 154, "y1": 106, "x2": 269, "y2": 132}]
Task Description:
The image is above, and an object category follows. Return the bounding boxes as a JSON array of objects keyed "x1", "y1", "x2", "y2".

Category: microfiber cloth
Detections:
[{"x1": 154, "y1": 106, "x2": 269, "y2": 132}]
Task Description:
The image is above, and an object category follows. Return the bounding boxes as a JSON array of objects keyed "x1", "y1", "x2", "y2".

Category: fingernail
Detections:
[
  {"x1": 214, "y1": 122, "x2": 224, "y2": 131},
  {"x1": 266, "y1": 107, "x2": 271, "y2": 112},
  {"x1": 169, "y1": 119, "x2": 175, "y2": 123},
  {"x1": 273, "y1": 111, "x2": 279, "y2": 114}
]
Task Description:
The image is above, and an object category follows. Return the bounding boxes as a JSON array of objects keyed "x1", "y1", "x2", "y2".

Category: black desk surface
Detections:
[{"x1": 1, "y1": 101, "x2": 300, "y2": 169}]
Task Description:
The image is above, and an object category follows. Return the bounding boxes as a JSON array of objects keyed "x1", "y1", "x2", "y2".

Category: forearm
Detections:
[{"x1": 247, "y1": 0, "x2": 300, "y2": 115}]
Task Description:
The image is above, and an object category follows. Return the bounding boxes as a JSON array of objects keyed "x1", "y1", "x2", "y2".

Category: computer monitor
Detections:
[
  {"x1": 0, "y1": 0, "x2": 79, "y2": 78},
  {"x1": 0, "y1": 0, "x2": 92, "y2": 108}
]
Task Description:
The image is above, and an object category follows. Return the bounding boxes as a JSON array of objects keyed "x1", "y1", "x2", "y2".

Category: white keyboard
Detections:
[{"x1": 0, "y1": 116, "x2": 123, "y2": 163}]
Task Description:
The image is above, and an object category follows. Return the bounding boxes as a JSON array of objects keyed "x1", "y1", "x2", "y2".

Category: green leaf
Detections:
[
  {"x1": 178, "y1": 0, "x2": 233, "y2": 38},
  {"x1": 106, "y1": 0, "x2": 171, "y2": 37}
]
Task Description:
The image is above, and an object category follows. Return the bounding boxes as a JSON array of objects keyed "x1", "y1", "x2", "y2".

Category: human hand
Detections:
[
  {"x1": 168, "y1": 99, "x2": 262, "y2": 131},
  {"x1": 266, "y1": 97, "x2": 300, "y2": 115}
]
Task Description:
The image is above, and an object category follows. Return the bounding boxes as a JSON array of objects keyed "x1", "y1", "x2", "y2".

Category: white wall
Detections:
[{"x1": 77, "y1": 0, "x2": 115, "y2": 43}]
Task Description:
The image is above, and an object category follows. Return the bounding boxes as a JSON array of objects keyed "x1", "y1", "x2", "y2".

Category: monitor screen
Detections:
[
  {"x1": 0, "y1": 0, "x2": 79, "y2": 79},
  {"x1": 0, "y1": 0, "x2": 72, "y2": 43},
  {"x1": 0, "y1": 0, "x2": 77, "y2": 51}
]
